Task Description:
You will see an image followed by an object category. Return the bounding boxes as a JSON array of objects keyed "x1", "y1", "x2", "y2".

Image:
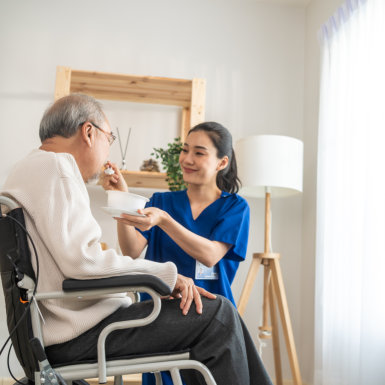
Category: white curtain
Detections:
[{"x1": 315, "y1": 0, "x2": 385, "y2": 384}]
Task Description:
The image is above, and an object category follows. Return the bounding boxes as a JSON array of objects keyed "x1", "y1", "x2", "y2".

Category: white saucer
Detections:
[{"x1": 101, "y1": 207, "x2": 146, "y2": 217}]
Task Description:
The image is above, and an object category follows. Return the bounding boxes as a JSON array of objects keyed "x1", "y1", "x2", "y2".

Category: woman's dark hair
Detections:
[{"x1": 188, "y1": 121, "x2": 241, "y2": 194}]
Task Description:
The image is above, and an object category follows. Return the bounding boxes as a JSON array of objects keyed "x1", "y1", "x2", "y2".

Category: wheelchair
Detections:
[{"x1": 0, "y1": 195, "x2": 217, "y2": 385}]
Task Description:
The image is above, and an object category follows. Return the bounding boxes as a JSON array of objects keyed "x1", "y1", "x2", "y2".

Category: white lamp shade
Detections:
[{"x1": 235, "y1": 135, "x2": 303, "y2": 198}]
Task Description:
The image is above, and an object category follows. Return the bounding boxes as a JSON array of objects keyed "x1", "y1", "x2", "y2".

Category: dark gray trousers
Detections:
[{"x1": 46, "y1": 296, "x2": 272, "y2": 385}]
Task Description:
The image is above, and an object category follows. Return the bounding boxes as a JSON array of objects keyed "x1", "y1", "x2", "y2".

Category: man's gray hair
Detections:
[{"x1": 39, "y1": 94, "x2": 105, "y2": 142}]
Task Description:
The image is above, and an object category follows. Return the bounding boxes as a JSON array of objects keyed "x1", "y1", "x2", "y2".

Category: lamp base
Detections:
[{"x1": 237, "y1": 253, "x2": 302, "y2": 385}]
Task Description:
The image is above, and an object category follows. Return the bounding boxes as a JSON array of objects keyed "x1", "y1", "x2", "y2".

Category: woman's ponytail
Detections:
[{"x1": 217, "y1": 148, "x2": 240, "y2": 194}]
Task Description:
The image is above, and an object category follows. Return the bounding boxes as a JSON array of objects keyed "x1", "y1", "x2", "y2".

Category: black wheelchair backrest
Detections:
[{"x1": 0, "y1": 205, "x2": 38, "y2": 380}]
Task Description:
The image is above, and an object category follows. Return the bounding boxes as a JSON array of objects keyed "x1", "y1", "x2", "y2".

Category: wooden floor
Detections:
[
  {"x1": 0, "y1": 374, "x2": 142, "y2": 385},
  {"x1": 87, "y1": 375, "x2": 142, "y2": 385},
  {"x1": 1, "y1": 376, "x2": 311, "y2": 385},
  {"x1": 1, "y1": 375, "x2": 142, "y2": 385}
]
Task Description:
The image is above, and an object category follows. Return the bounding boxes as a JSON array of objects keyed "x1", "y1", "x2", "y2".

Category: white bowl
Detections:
[{"x1": 106, "y1": 191, "x2": 149, "y2": 212}]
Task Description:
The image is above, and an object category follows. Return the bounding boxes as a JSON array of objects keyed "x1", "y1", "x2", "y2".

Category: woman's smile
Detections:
[{"x1": 182, "y1": 166, "x2": 197, "y2": 174}]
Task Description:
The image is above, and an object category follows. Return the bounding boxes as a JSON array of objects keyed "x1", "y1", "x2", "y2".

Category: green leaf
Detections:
[{"x1": 152, "y1": 137, "x2": 186, "y2": 191}]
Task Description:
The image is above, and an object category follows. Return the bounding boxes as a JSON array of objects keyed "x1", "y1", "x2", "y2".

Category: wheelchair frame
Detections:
[{"x1": 0, "y1": 195, "x2": 217, "y2": 385}]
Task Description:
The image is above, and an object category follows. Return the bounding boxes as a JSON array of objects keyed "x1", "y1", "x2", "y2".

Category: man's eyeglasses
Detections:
[
  {"x1": 80, "y1": 121, "x2": 116, "y2": 146},
  {"x1": 91, "y1": 122, "x2": 116, "y2": 146}
]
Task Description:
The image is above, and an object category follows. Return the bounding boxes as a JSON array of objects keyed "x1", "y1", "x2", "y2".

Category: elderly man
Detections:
[{"x1": 2, "y1": 94, "x2": 272, "y2": 385}]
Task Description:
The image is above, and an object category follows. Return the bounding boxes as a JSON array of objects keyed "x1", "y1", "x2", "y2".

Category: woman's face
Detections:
[{"x1": 179, "y1": 130, "x2": 228, "y2": 187}]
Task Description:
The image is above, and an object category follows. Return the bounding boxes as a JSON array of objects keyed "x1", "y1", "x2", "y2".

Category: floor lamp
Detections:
[{"x1": 235, "y1": 135, "x2": 303, "y2": 385}]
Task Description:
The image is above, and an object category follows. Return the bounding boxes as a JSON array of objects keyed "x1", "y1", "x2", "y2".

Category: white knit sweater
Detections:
[{"x1": 2, "y1": 149, "x2": 177, "y2": 346}]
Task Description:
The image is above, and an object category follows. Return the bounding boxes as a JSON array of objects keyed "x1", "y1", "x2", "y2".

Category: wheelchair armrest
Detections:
[{"x1": 62, "y1": 274, "x2": 172, "y2": 296}]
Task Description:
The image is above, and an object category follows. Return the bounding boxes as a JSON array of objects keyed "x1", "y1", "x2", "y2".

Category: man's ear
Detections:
[
  {"x1": 80, "y1": 122, "x2": 94, "y2": 147},
  {"x1": 217, "y1": 156, "x2": 229, "y2": 171}
]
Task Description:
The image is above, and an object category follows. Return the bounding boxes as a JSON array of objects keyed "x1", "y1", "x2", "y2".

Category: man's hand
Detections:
[
  {"x1": 100, "y1": 162, "x2": 128, "y2": 192},
  {"x1": 171, "y1": 274, "x2": 217, "y2": 315}
]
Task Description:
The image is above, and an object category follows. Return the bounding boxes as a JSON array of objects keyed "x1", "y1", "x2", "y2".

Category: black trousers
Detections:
[{"x1": 46, "y1": 296, "x2": 272, "y2": 385}]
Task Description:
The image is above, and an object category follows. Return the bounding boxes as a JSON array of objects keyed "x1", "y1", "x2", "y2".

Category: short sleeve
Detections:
[{"x1": 209, "y1": 196, "x2": 250, "y2": 262}]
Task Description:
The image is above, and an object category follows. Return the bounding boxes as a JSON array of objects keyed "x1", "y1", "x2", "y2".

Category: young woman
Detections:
[{"x1": 103, "y1": 121, "x2": 250, "y2": 385}]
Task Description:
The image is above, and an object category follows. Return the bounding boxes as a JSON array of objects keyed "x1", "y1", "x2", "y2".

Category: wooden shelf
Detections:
[
  {"x1": 69, "y1": 70, "x2": 193, "y2": 107},
  {"x1": 54, "y1": 66, "x2": 206, "y2": 189},
  {"x1": 54, "y1": 66, "x2": 205, "y2": 141},
  {"x1": 120, "y1": 170, "x2": 168, "y2": 189}
]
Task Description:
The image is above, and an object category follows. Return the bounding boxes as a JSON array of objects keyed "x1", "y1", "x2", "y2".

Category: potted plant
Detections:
[{"x1": 152, "y1": 137, "x2": 187, "y2": 191}]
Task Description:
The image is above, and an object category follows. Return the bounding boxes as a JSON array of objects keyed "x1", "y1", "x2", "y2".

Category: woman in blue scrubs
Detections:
[{"x1": 104, "y1": 122, "x2": 250, "y2": 385}]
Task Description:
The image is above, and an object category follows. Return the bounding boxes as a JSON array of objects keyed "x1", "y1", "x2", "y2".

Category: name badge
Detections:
[{"x1": 195, "y1": 260, "x2": 218, "y2": 280}]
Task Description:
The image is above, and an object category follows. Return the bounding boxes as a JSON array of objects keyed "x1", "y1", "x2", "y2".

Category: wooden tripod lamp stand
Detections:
[{"x1": 235, "y1": 135, "x2": 304, "y2": 385}]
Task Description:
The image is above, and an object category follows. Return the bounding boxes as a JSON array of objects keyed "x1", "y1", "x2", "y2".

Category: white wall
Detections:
[{"x1": 0, "y1": 0, "x2": 308, "y2": 382}]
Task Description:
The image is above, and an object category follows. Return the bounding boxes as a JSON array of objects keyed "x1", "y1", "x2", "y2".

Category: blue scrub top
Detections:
[
  {"x1": 140, "y1": 190, "x2": 249, "y2": 385},
  {"x1": 139, "y1": 189, "x2": 250, "y2": 305}
]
